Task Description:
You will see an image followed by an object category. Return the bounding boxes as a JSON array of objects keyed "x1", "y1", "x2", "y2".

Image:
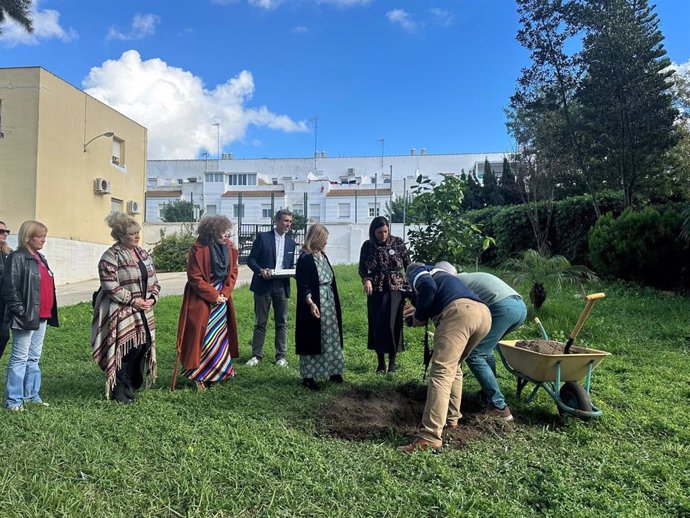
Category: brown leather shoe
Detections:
[
  {"x1": 489, "y1": 405, "x2": 514, "y2": 421},
  {"x1": 446, "y1": 421, "x2": 459, "y2": 430},
  {"x1": 397, "y1": 438, "x2": 443, "y2": 453}
]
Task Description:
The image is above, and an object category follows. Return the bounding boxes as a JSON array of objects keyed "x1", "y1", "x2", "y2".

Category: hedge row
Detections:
[{"x1": 465, "y1": 191, "x2": 626, "y2": 265}]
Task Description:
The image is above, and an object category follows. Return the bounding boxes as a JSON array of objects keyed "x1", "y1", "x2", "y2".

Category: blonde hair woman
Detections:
[
  {"x1": 2, "y1": 220, "x2": 59, "y2": 411},
  {"x1": 294, "y1": 224, "x2": 344, "y2": 390},
  {"x1": 0, "y1": 220, "x2": 13, "y2": 359},
  {"x1": 91, "y1": 212, "x2": 160, "y2": 403}
]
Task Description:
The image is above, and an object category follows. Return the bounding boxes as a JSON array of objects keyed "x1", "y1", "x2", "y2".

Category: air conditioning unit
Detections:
[
  {"x1": 127, "y1": 200, "x2": 141, "y2": 214},
  {"x1": 94, "y1": 178, "x2": 112, "y2": 194}
]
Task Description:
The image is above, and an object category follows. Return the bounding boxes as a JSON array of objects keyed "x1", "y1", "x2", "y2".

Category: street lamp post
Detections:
[
  {"x1": 213, "y1": 122, "x2": 220, "y2": 170},
  {"x1": 83, "y1": 131, "x2": 114, "y2": 152}
]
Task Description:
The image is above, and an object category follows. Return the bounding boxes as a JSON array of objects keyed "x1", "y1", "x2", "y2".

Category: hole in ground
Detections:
[{"x1": 317, "y1": 382, "x2": 518, "y2": 448}]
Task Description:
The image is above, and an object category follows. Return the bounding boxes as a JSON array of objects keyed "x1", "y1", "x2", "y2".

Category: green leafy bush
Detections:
[
  {"x1": 588, "y1": 207, "x2": 690, "y2": 289},
  {"x1": 407, "y1": 175, "x2": 491, "y2": 265},
  {"x1": 150, "y1": 225, "x2": 196, "y2": 272}
]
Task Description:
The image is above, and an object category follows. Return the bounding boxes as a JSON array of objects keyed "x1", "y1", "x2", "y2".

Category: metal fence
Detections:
[{"x1": 237, "y1": 223, "x2": 306, "y2": 265}]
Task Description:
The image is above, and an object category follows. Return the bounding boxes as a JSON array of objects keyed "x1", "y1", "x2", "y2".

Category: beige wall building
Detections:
[{"x1": 0, "y1": 67, "x2": 147, "y2": 283}]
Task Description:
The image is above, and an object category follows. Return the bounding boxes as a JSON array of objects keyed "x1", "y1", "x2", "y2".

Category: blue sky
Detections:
[{"x1": 1, "y1": 0, "x2": 689, "y2": 160}]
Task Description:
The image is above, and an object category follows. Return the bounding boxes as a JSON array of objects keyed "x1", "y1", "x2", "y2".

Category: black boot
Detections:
[
  {"x1": 112, "y1": 377, "x2": 132, "y2": 404},
  {"x1": 124, "y1": 345, "x2": 145, "y2": 399},
  {"x1": 112, "y1": 359, "x2": 133, "y2": 404},
  {"x1": 388, "y1": 352, "x2": 397, "y2": 374},
  {"x1": 302, "y1": 378, "x2": 319, "y2": 391},
  {"x1": 329, "y1": 374, "x2": 344, "y2": 383},
  {"x1": 376, "y1": 352, "x2": 386, "y2": 373}
]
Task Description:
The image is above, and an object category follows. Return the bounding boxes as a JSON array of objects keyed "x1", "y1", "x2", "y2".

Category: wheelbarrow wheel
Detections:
[{"x1": 559, "y1": 382, "x2": 593, "y2": 416}]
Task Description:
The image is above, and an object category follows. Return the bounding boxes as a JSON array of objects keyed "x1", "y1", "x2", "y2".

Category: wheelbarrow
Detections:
[
  {"x1": 496, "y1": 293, "x2": 611, "y2": 418},
  {"x1": 497, "y1": 340, "x2": 610, "y2": 418}
]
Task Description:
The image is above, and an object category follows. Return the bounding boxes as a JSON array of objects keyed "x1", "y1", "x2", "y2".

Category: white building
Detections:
[{"x1": 146, "y1": 151, "x2": 508, "y2": 224}]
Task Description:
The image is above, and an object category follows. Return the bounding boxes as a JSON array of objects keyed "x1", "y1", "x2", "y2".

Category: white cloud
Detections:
[
  {"x1": 212, "y1": 0, "x2": 370, "y2": 9},
  {"x1": 107, "y1": 13, "x2": 160, "y2": 41},
  {"x1": 386, "y1": 9, "x2": 417, "y2": 33},
  {"x1": 429, "y1": 7, "x2": 454, "y2": 27},
  {"x1": 671, "y1": 59, "x2": 690, "y2": 76},
  {"x1": 0, "y1": 1, "x2": 77, "y2": 47},
  {"x1": 249, "y1": 0, "x2": 281, "y2": 9},
  {"x1": 83, "y1": 50, "x2": 307, "y2": 159},
  {"x1": 291, "y1": 25, "x2": 309, "y2": 34},
  {"x1": 317, "y1": 0, "x2": 371, "y2": 5}
]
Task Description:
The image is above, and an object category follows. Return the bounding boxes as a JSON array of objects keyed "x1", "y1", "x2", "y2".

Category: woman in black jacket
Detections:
[
  {"x1": 295, "y1": 224, "x2": 343, "y2": 390},
  {"x1": 2, "y1": 220, "x2": 59, "y2": 411},
  {"x1": 0, "y1": 220, "x2": 12, "y2": 359}
]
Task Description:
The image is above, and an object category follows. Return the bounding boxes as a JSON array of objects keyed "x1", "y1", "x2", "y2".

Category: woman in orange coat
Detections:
[{"x1": 173, "y1": 215, "x2": 239, "y2": 391}]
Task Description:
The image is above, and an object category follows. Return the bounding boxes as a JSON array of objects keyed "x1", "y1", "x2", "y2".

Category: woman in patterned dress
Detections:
[
  {"x1": 295, "y1": 223, "x2": 344, "y2": 391},
  {"x1": 173, "y1": 215, "x2": 239, "y2": 391},
  {"x1": 91, "y1": 213, "x2": 160, "y2": 403},
  {"x1": 358, "y1": 216, "x2": 410, "y2": 373}
]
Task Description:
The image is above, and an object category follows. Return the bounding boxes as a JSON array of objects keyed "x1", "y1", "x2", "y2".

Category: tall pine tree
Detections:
[
  {"x1": 577, "y1": 0, "x2": 679, "y2": 207},
  {"x1": 499, "y1": 157, "x2": 520, "y2": 205},
  {"x1": 482, "y1": 158, "x2": 503, "y2": 206}
]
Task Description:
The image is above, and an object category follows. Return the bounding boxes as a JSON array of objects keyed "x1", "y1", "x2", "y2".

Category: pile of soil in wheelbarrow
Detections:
[
  {"x1": 515, "y1": 339, "x2": 587, "y2": 354},
  {"x1": 316, "y1": 382, "x2": 517, "y2": 449}
]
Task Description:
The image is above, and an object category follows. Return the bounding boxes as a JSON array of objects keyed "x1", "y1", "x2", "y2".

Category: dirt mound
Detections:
[
  {"x1": 515, "y1": 339, "x2": 586, "y2": 355},
  {"x1": 317, "y1": 382, "x2": 517, "y2": 449}
]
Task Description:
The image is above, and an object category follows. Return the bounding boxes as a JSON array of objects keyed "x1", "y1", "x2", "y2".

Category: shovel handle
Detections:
[
  {"x1": 534, "y1": 317, "x2": 549, "y2": 340},
  {"x1": 569, "y1": 293, "x2": 606, "y2": 341}
]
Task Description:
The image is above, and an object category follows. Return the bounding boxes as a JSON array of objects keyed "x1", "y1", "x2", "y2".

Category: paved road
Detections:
[{"x1": 56, "y1": 265, "x2": 254, "y2": 307}]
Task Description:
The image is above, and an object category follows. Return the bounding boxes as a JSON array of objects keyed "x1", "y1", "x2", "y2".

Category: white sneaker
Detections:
[
  {"x1": 7, "y1": 405, "x2": 24, "y2": 412},
  {"x1": 245, "y1": 357, "x2": 260, "y2": 367},
  {"x1": 276, "y1": 358, "x2": 288, "y2": 368}
]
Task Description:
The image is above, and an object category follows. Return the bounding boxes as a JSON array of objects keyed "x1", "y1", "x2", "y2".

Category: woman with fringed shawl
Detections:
[
  {"x1": 91, "y1": 212, "x2": 160, "y2": 403},
  {"x1": 172, "y1": 215, "x2": 239, "y2": 391}
]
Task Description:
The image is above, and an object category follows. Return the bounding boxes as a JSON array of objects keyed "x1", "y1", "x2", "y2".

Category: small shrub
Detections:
[
  {"x1": 588, "y1": 207, "x2": 690, "y2": 290},
  {"x1": 151, "y1": 225, "x2": 197, "y2": 272}
]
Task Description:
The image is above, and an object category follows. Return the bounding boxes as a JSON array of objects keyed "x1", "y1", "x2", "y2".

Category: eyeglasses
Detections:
[{"x1": 0, "y1": 229, "x2": 10, "y2": 235}]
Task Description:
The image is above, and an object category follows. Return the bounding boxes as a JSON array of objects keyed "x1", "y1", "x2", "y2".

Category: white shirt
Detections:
[{"x1": 274, "y1": 229, "x2": 285, "y2": 270}]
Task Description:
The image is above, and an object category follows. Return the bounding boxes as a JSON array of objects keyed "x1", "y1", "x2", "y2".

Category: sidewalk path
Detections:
[{"x1": 56, "y1": 265, "x2": 254, "y2": 308}]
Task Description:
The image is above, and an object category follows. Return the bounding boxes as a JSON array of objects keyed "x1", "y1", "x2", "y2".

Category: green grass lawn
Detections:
[{"x1": 1, "y1": 265, "x2": 688, "y2": 517}]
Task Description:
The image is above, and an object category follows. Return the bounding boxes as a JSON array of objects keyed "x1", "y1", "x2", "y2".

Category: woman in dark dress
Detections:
[
  {"x1": 295, "y1": 224, "x2": 344, "y2": 391},
  {"x1": 358, "y1": 216, "x2": 410, "y2": 373}
]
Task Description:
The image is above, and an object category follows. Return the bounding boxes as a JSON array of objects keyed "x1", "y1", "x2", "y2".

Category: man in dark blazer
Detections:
[{"x1": 246, "y1": 209, "x2": 297, "y2": 367}]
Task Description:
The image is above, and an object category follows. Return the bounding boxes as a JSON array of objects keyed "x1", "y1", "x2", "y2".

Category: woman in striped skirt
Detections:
[{"x1": 173, "y1": 215, "x2": 239, "y2": 391}]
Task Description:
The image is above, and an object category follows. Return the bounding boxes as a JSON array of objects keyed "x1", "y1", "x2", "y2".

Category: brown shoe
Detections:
[
  {"x1": 446, "y1": 421, "x2": 459, "y2": 430},
  {"x1": 489, "y1": 405, "x2": 514, "y2": 421},
  {"x1": 397, "y1": 438, "x2": 443, "y2": 453}
]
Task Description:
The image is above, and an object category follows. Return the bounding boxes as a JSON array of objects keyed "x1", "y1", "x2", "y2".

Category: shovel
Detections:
[
  {"x1": 564, "y1": 293, "x2": 605, "y2": 354},
  {"x1": 534, "y1": 317, "x2": 549, "y2": 340}
]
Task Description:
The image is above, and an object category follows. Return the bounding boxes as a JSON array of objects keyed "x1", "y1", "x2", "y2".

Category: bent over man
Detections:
[
  {"x1": 399, "y1": 263, "x2": 491, "y2": 453},
  {"x1": 435, "y1": 262, "x2": 526, "y2": 421}
]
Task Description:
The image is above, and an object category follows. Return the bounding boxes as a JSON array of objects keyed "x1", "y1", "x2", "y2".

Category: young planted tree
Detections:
[{"x1": 407, "y1": 175, "x2": 492, "y2": 265}]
